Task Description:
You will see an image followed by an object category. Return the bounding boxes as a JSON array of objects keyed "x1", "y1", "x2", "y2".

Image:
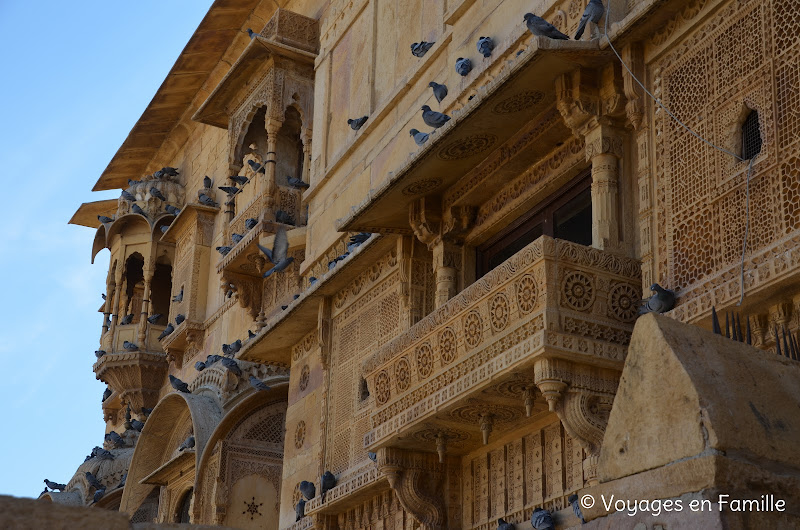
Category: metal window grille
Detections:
[{"x1": 742, "y1": 110, "x2": 762, "y2": 160}]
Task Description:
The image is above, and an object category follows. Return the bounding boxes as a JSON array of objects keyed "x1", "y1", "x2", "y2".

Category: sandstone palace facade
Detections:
[{"x1": 41, "y1": 0, "x2": 800, "y2": 528}]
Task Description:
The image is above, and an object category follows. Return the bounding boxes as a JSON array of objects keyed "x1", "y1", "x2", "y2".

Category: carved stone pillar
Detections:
[
  {"x1": 431, "y1": 240, "x2": 461, "y2": 308},
  {"x1": 138, "y1": 267, "x2": 154, "y2": 344},
  {"x1": 261, "y1": 118, "x2": 283, "y2": 222},
  {"x1": 301, "y1": 127, "x2": 312, "y2": 186},
  {"x1": 103, "y1": 273, "x2": 116, "y2": 336},
  {"x1": 110, "y1": 262, "x2": 124, "y2": 331},
  {"x1": 585, "y1": 124, "x2": 624, "y2": 252}
]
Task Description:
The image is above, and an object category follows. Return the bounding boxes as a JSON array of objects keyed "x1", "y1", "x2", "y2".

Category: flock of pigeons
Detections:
[{"x1": 294, "y1": 470, "x2": 338, "y2": 521}]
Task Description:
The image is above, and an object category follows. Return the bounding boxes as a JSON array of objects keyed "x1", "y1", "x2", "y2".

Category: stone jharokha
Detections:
[{"x1": 31, "y1": 0, "x2": 799, "y2": 528}]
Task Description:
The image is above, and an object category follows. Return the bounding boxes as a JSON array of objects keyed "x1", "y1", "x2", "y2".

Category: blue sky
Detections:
[{"x1": 0, "y1": 1, "x2": 212, "y2": 498}]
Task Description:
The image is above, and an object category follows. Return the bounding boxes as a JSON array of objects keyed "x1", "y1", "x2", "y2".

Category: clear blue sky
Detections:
[{"x1": 0, "y1": 0, "x2": 213, "y2": 498}]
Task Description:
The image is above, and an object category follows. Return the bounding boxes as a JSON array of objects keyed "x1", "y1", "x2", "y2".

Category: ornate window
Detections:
[
  {"x1": 741, "y1": 110, "x2": 762, "y2": 160},
  {"x1": 477, "y1": 174, "x2": 592, "y2": 277}
]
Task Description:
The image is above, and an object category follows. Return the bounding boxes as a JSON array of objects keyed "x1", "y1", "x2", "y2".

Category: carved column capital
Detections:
[{"x1": 409, "y1": 198, "x2": 440, "y2": 249}]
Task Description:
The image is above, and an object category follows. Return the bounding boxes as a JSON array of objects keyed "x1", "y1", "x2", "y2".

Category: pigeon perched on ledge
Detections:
[
  {"x1": 44, "y1": 479, "x2": 66, "y2": 492},
  {"x1": 130, "y1": 419, "x2": 145, "y2": 432},
  {"x1": 221, "y1": 357, "x2": 242, "y2": 377},
  {"x1": 85, "y1": 472, "x2": 103, "y2": 489},
  {"x1": 198, "y1": 193, "x2": 218, "y2": 207},
  {"x1": 320, "y1": 471, "x2": 337, "y2": 500},
  {"x1": 245, "y1": 218, "x2": 258, "y2": 230},
  {"x1": 531, "y1": 507, "x2": 555, "y2": 530},
  {"x1": 120, "y1": 314, "x2": 134, "y2": 325},
  {"x1": 169, "y1": 375, "x2": 190, "y2": 393},
  {"x1": 524, "y1": 13, "x2": 569, "y2": 40},
  {"x1": 249, "y1": 375, "x2": 271, "y2": 391},
  {"x1": 175, "y1": 314, "x2": 186, "y2": 325},
  {"x1": 178, "y1": 435, "x2": 195, "y2": 451},
  {"x1": 575, "y1": 0, "x2": 604, "y2": 40},
  {"x1": 569, "y1": 493, "x2": 586, "y2": 523},
  {"x1": 287, "y1": 176, "x2": 310, "y2": 189},
  {"x1": 497, "y1": 517, "x2": 515, "y2": 530},
  {"x1": 230, "y1": 175, "x2": 248, "y2": 186},
  {"x1": 639, "y1": 283, "x2": 677, "y2": 314},
  {"x1": 131, "y1": 204, "x2": 147, "y2": 217},
  {"x1": 348, "y1": 116, "x2": 368, "y2": 130},
  {"x1": 158, "y1": 323, "x2": 174, "y2": 340},
  {"x1": 421, "y1": 105, "x2": 451, "y2": 128},
  {"x1": 165, "y1": 204, "x2": 180, "y2": 216},
  {"x1": 172, "y1": 288, "x2": 183, "y2": 302},
  {"x1": 299, "y1": 480, "x2": 316, "y2": 500},
  {"x1": 98, "y1": 215, "x2": 114, "y2": 224},
  {"x1": 410, "y1": 41, "x2": 434, "y2": 57},
  {"x1": 247, "y1": 160, "x2": 266, "y2": 173},
  {"x1": 477, "y1": 36, "x2": 494, "y2": 57},
  {"x1": 122, "y1": 340, "x2": 138, "y2": 351},
  {"x1": 295, "y1": 499, "x2": 306, "y2": 521},
  {"x1": 428, "y1": 81, "x2": 448, "y2": 104},
  {"x1": 121, "y1": 190, "x2": 136, "y2": 202},
  {"x1": 455, "y1": 57, "x2": 472, "y2": 76},
  {"x1": 149, "y1": 187, "x2": 167, "y2": 201},
  {"x1": 146, "y1": 314, "x2": 162, "y2": 324}
]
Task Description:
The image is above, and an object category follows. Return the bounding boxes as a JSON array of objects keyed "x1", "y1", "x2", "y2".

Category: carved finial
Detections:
[
  {"x1": 523, "y1": 386, "x2": 536, "y2": 417},
  {"x1": 479, "y1": 413, "x2": 493, "y2": 445},
  {"x1": 435, "y1": 432, "x2": 447, "y2": 463},
  {"x1": 537, "y1": 380, "x2": 567, "y2": 412}
]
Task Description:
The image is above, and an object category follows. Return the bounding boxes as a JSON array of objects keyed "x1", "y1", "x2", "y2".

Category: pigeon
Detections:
[
  {"x1": 247, "y1": 159, "x2": 266, "y2": 173},
  {"x1": 175, "y1": 314, "x2": 186, "y2": 325},
  {"x1": 295, "y1": 499, "x2": 306, "y2": 521},
  {"x1": 639, "y1": 283, "x2": 677, "y2": 314},
  {"x1": 173, "y1": 288, "x2": 184, "y2": 302},
  {"x1": 122, "y1": 340, "x2": 138, "y2": 351},
  {"x1": 421, "y1": 105, "x2": 451, "y2": 128},
  {"x1": 320, "y1": 471, "x2": 337, "y2": 500},
  {"x1": 178, "y1": 435, "x2": 195, "y2": 451},
  {"x1": 216, "y1": 246, "x2": 232, "y2": 256},
  {"x1": 477, "y1": 36, "x2": 495, "y2": 57},
  {"x1": 205, "y1": 354, "x2": 223, "y2": 366},
  {"x1": 568, "y1": 494, "x2": 586, "y2": 523},
  {"x1": 350, "y1": 232, "x2": 371, "y2": 245},
  {"x1": 229, "y1": 175, "x2": 248, "y2": 186},
  {"x1": 149, "y1": 187, "x2": 167, "y2": 201},
  {"x1": 409, "y1": 128, "x2": 430, "y2": 146},
  {"x1": 308, "y1": 277, "x2": 317, "y2": 286},
  {"x1": 195, "y1": 361, "x2": 206, "y2": 371},
  {"x1": 327, "y1": 259, "x2": 338, "y2": 271},
  {"x1": 219, "y1": 185, "x2": 239, "y2": 196},
  {"x1": 257, "y1": 227, "x2": 295, "y2": 278},
  {"x1": 249, "y1": 375, "x2": 271, "y2": 391},
  {"x1": 203, "y1": 176, "x2": 212, "y2": 189},
  {"x1": 169, "y1": 375, "x2": 191, "y2": 393},
  {"x1": 221, "y1": 357, "x2": 242, "y2": 377},
  {"x1": 348, "y1": 116, "x2": 368, "y2": 130},
  {"x1": 98, "y1": 215, "x2": 114, "y2": 224},
  {"x1": 130, "y1": 419, "x2": 145, "y2": 432},
  {"x1": 575, "y1": 0, "x2": 604, "y2": 40},
  {"x1": 141, "y1": 407, "x2": 154, "y2": 416},
  {"x1": 247, "y1": 329, "x2": 256, "y2": 340},
  {"x1": 281, "y1": 305, "x2": 288, "y2": 310},
  {"x1": 128, "y1": 179, "x2": 140, "y2": 186},
  {"x1": 198, "y1": 193, "x2": 218, "y2": 207},
  {"x1": 299, "y1": 480, "x2": 316, "y2": 500},
  {"x1": 131, "y1": 204, "x2": 147, "y2": 217},
  {"x1": 95, "y1": 350, "x2": 107, "y2": 359},
  {"x1": 161, "y1": 167, "x2": 179, "y2": 177},
  {"x1": 158, "y1": 323, "x2": 174, "y2": 340},
  {"x1": 411, "y1": 41, "x2": 434, "y2": 57},
  {"x1": 102, "y1": 293, "x2": 106, "y2": 300},
  {"x1": 428, "y1": 81, "x2": 448, "y2": 104},
  {"x1": 497, "y1": 518, "x2": 515, "y2": 530},
  {"x1": 44, "y1": 479, "x2": 66, "y2": 492},
  {"x1": 159, "y1": 224, "x2": 169, "y2": 234},
  {"x1": 105, "y1": 431, "x2": 125, "y2": 448},
  {"x1": 102, "y1": 388, "x2": 112, "y2": 402},
  {"x1": 287, "y1": 176, "x2": 310, "y2": 189},
  {"x1": 524, "y1": 13, "x2": 569, "y2": 40},
  {"x1": 121, "y1": 190, "x2": 136, "y2": 202},
  {"x1": 147, "y1": 314, "x2": 162, "y2": 324},
  {"x1": 85, "y1": 472, "x2": 104, "y2": 489},
  {"x1": 117, "y1": 473, "x2": 127, "y2": 489},
  {"x1": 120, "y1": 314, "x2": 134, "y2": 325},
  {"x1": 275, "y1": 210, "x2": 295, "y2": 225},
  {"x1": 531, "y1": 507, "x2": 555, "y2": 530},
  {"x1": 92, "y1": 488, "x2": 106, "y2": 504},
  {"x1": 455, "y1": 57, "x2": 472, "y2": 76},
  {"x1": 245, "y1": 218, "x2": 259, "y2": 230},
  {"x1": 165, "y1": 204, "x2": 181, "y2": 216},
  {"x1": 92, "y1": 446, "x2": 114, "y2": 460},
  {"x1": 247, "y1": 28, "x2": 258, "y2": 39},
  {"x1": 368, "y1": 451, "x2": 377, "y2": 463},
  {"x1": 232, "y1": 233, "x2": 245, "y2": 244},
  {"x1": 293, "y1": 294, "x2": 300, "y2": 300}
]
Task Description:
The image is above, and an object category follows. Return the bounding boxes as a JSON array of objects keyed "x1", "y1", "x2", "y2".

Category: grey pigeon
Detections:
[
  {"x1": 229, "y1": 175, "x2": 248, "y2": 185},
  {"x1": 428, "y1": 81, "x2": 448, "y2": 104},
  {"x1": 128, "y1": 179, "x2": 140, "y2": 186},
  {"x1": 249, "y1": 375, "x2": 271, "y2": 391},
  {"x1": 497, "y1": 518, "x2": 515, "y2": 530},
  {"x1": 92, "y1": 446, "x2": 114, "y2": 460},
  {"x1": 173, "y1": 288, "x2": 183, "y2": 302},
  {"x1": 118, "y1": 473, "x2": 127, "y2": 489},
  {"x1": 247, "y1": 28, "x2": 258, "y2": 39},
  {"x1": 147, "y1": 313, "x2": 162, "y2": 324},
  {"x1": 327, "y1": 259, "x2": 338, "y2": 270},
  {"x1": 247, "y1": 329, "x2": 256, "y2": 340},
  {"x1": 175, "y1": 314, "x2": 186, "y2": 325},
  {"x1": 477, "y1": 36, "x2": 494, "y2": 57},
  {"x1": 411, "y1": 41, "x2": 434, "y2": 57},
  {"x1": 85, "y1": 472, "x2": 104, "y2": 489},
  {"x1": 98, "y1": 215, "x2": 113, "y2": 224},
  {"x1": 639, "y1": 283, "x2": 677, "y2": 314},
  {"x1": 524, "y1": 13, "x2": 569, "y2": 39},
  {"x1": 121, "y1": 190, "x2": 136, "y2": 202},
  {"x1": 169, "y1": 374, "x2": 190, "y2": 393},
  {"x1": 120, "y1": 314, "x2": 134, "y2": 325},
  {"x1": 575, "y1": 0, "x2": 604, "y2": 40},
  {"x1": 165, "y1": 204, "x2": 181, "y2": 216},
  {"x1": 421, "y1": 105, "x2": 451, "y2": 128},
  {"x1": 455, "y1": 57, "x2": 472, "y2": 76},
  {"x1": 122, "y1": 340, "x2": 138, "y2": 351},
  {"x1": 275, "y1": 210, "x2": 295, "y2": 225},
  {"x1": 368, "y1": 451, "x2": 377, "y2": 462},
  {"x1": 295, "y1": 499, "x2": 306, "y2": 521},
  {"x1": 205, "y1": 354, "x2": 223, "y2": 366},
  {"x1": 178, "y1": 435, "x2": 195, "y2": 451},
  {"x1": 152, "y1": 169, "x2": 165, "y2": 179},
  {"x1": 95, "y1": 350, "x2": 106, "y2": 359},
  {"x1": 257, "y1": 227, "x2": 295, "y2": 278},
  {"x1": 350, "y1": 232, "x2": 371, "y2": 245},
  {"x1": 308, "y1": 277, "x2": 317, "y2": 285},
  {"x1": 531, "y1": 507, "x2": 555, "y2": 530},
  {"x1": 320, "y1": 471, "x2": 337, "y2": 500},
  {"x1": 219, "y1": 185, "x2": 239, "y2": 196},
  {"x1": 141, "y1": 407, "x2": 154, "y2": 416},
  {"x1": 160, "y1": 225, "x2": 169, "y2": 234},
  {"x1": 198, "y1": 193, "x2": 218, "y2": 207},
  {"x1": 44, "y1": 479, "x2": 66, "y2": 492},
  {"x1": 409, "y1": 128, "x2": 430, "y2": 146},
  {"x1": 281, "y1": 305, "x2": 288, "y2": 310},
  {"x1": 348, "y1": 116, "x2": 368, "y2": 130},
  {"x1": 105, "y1": 431, "x2": 125, "y2": 448},
  {"x1": 158, "y1": 323, "x2": 174, "y2": 340},
  {"x1": 92, "y1": 488, "x2": 106, "y2": 504},
  {"x1": 131, "y1": 204, "x2": 147, "y2": 217},
  {"x1": 245, "y1": 218, "x2": 258, "y2": 230},
  {"x1": 101, "y1": 293, "x2": 106, "y2": 300},
  {"x1": 203, "y1": 176, "x2": 212, "y2": 188},
  {"x1": 287, "y1": 176, "x2": 310, "y2": 189},
  {"x1": 102, "y1": 387, "x2": 112, "y2": 402},
  {"x1": 216, "y1": 245, "x2": 232, "y2": 256},
  {"x1": 231, "y1": 233, "x2": 245, "y2": 244},
  {"x1": 299, "y1": 480, "x2": 316, "y2": 500},
  {"x1": 130, "y1": 419, "x2": 145, "y2": 432},
  {"x1": 293, "y1": 294, "x2": 300, "y2": 300},
  {"x1": 221, "y1": 357, "x2": 242, "y2": 377},
  {"x1": 195, "y1": 361, "x2": 206, "y2": 371},
  {"x1": 160, "y1": 167, "x2": 179, "y2": 177},
  {"x1": 568, "y1": 494, "x2": 586, "y2": 523},
  {"x1": 247, "y1": 159, "x2": 266, "y2": 173},
  {"x1": 150, "y1": 187, "x2": 167, "y2": 201}
]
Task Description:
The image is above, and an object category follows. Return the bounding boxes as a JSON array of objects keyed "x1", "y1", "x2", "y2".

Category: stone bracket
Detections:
[{"x1": 377, "y1": 447, "x2": 447, "y2": 530}]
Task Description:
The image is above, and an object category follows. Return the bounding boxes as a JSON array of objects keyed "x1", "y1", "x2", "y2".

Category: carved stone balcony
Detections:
[
  {"x1": 361, "y1": 237, "x2": 641, "y2": 460},
  {"x1": 93, "y1": 350, "x2": 169, "y2": 413}
]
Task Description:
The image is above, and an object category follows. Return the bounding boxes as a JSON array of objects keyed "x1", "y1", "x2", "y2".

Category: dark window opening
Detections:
[
  {"x1": 176, "y1": 488, "x2": 193, "y2": 524},
  {"x1": 741, "y1": 110, "x2": 762, "y2": 160},
  {"x1": 150, "y1": 260, "x2": 173, "y2": 325},
  {"x1": 122, "y1": 253, "x2": 145, "y2": 324},
  {"x1": 359, "y1": 377, "x2": 370, "y2": 401},
  {"x1": 477, "y1": 174, "x2": 592, "y2": 278}
]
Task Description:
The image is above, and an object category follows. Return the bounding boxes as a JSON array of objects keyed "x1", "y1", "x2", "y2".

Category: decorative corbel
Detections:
[
  {"x1": 377, "y1": 447, "x2": 447, "y2": 530},
  {"x1": 223, "y1": 271, "x2": 263, "y2": 321},
  {"x1": 408, "y1": 197, "x2": 440, "y2": 249},
  {"x1": 555, "y1": 68, "x2": 602, "y2": 137},
  {"x1": 440, "y1": 205, "x2": 475, "y2": 242},
  {"x1": 554, "y1": 390, "x2": 614, "y2": 484},
  {"x1": 621, "y1": 43, "x2": 646, "y2": 130}
]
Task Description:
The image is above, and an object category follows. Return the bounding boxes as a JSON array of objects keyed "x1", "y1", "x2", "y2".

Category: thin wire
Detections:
[{"x1": 600, "y1": 5, "x2": 754, "y2": 305}]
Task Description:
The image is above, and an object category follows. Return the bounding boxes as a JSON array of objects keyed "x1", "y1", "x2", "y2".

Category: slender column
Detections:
[
  {"x1": 137, "y1": 267, "x2": 154, "y2": 345},
  {"x1": 261, "y1": 118, "x2": 283, "y2": 222},
  {"x1": 431, "y1": 240, "x2": 462, "y2": 308},
  {"x1": 102, "y1": 276, "x2": 115, "y2": 336},
  {"x1": 584, "y1": 124, "x2": 625, "y2": 253}
]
